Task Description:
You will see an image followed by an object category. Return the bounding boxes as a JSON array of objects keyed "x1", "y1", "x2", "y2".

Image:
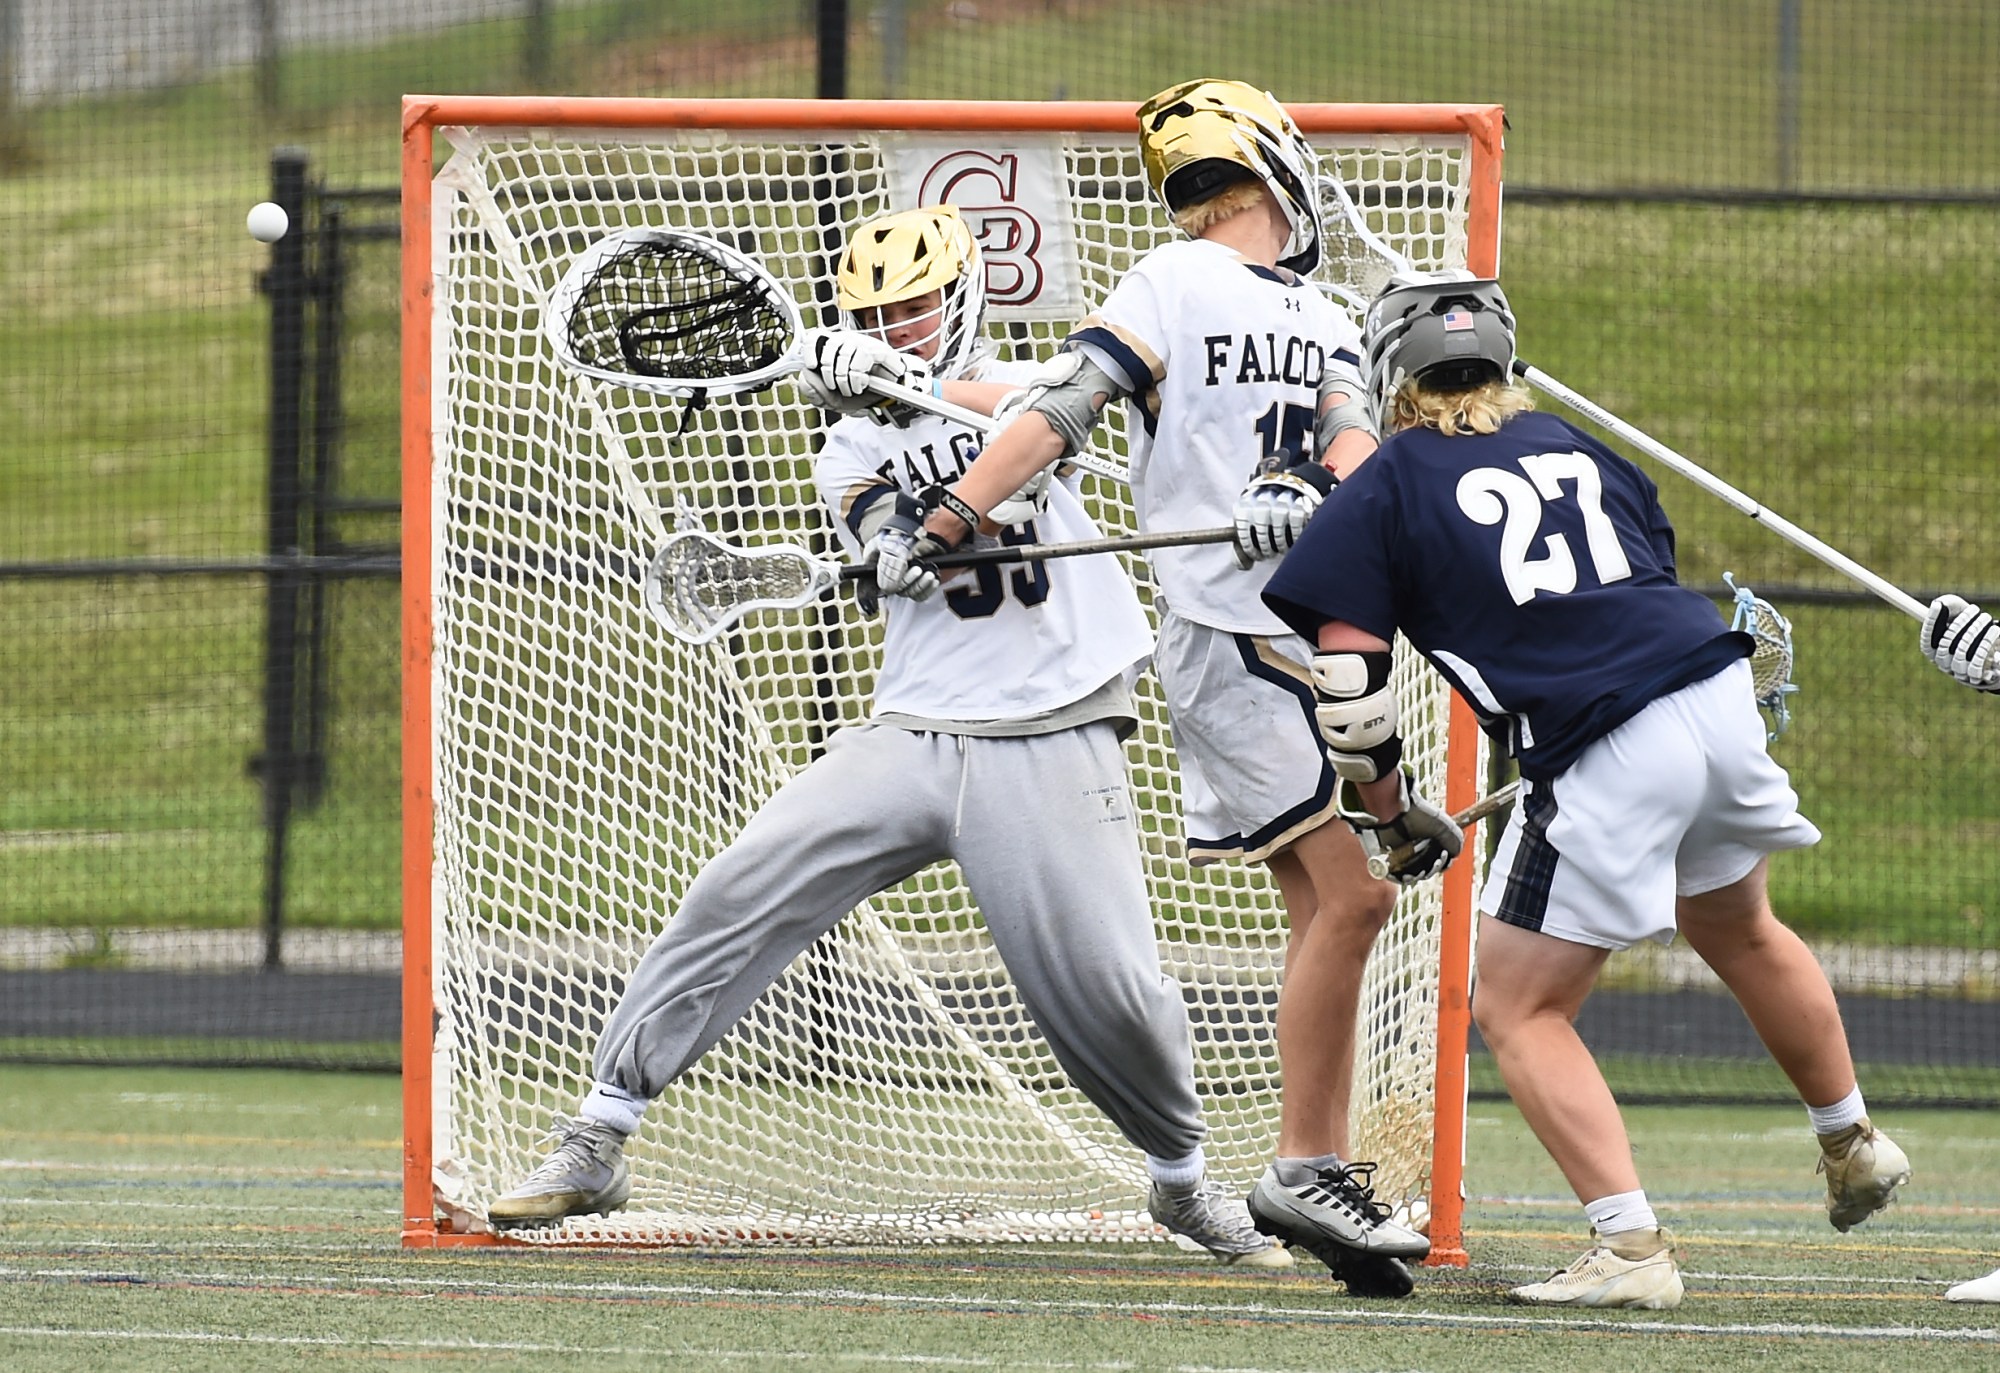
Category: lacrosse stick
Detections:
[
  {"x1": 1366, "y1": 779, "x2": 1523, "y2": 883},
  {"x1": 644, "y1": 524, "x2": 1235, "y2": 645},
  {"x1": 1311, "y1": 178, "x2": 1925, "y2": 623},
  {"x1": 1724, "y1": 571, "x2": 1800, "y2": 739},
  {"x1": 1512, "y1": 361, "x2": 1925, "y2": 621},
  {"x1": 543, "y1": 227, "x2": 1131, "y2": 482},
  {"x1": 1315, "y1": 173, "x2": 1422, "y2": 321}
]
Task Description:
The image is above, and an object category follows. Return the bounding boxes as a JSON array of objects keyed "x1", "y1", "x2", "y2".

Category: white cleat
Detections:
[
  {"x1": 1507, "y1": 1228, "x2": 1684, "y2": 1310},
  {"x1": 1945, "y1": 1266, "x2": 2000, "y2": 1303},
  {"x1": 487, "y1": 1115, "x2": 632, "y2": 1230},
  {"x1": 1149, "y1": 1177, "x2": 1294, "y2": 1269},
  {"x1": 1816, "y1": 1118, "x2": 1912, "y2": 1232},
  {"x1": 1248, "y1": 1160, "x2": 1426, "y2": 1298}
]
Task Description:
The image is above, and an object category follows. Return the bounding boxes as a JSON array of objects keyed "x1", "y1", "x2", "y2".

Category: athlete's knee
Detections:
[{"x1": 1323, "y1": 878, "x2": 1396, "y2": 939}]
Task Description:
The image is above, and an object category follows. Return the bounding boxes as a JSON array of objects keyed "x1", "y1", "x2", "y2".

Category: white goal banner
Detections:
[{"x1": 885, "y1": 133, "x2": 1086, "y2": 321}]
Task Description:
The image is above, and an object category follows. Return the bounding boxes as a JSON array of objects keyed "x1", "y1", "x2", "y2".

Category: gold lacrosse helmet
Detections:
[
  {"x1": 1136, "y1": 78, "x2": 1323, "y2": 274},
  {"x1": 835, "y1": 205, "x2": 987, "y2": 379}
]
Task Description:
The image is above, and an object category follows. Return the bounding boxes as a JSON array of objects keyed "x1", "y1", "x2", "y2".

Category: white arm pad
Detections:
[
  {"x1": 1309, "y1": 650, "x2": 1403, "y2": 784},
  {"x1": 1315, "y1": 357, "x2": 1376, "y2": 453}
]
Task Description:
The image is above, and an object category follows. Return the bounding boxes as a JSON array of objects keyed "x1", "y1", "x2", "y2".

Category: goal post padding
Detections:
[{"x1": 400, "y1": 96, "x2": 1504, "y2": 1258}]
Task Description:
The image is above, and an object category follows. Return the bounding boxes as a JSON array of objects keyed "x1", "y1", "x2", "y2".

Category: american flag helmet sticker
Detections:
[{"x1": 1442, "y1": 308, "x2": 1476, "y2": 331}]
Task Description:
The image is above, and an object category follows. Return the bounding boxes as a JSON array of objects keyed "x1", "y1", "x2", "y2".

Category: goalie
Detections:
[
  {"x1": 487, "y1": 206, "x2": 1287, "y2": 1269},
  {"x1": 1260, "y1": 270, "x2": 1912, "y2": 1309}
]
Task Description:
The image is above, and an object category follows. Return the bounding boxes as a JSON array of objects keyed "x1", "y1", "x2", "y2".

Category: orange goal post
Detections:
[{"x1": 400, "y1": 95, "x2": 1503, "y2": 1260}]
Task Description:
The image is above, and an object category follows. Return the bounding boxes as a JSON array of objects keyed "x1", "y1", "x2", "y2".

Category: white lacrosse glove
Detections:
[
  {"x1": 985, "y1": 463, "x2": 1055, "y2": 527},
  {"x1": 797, "y1": 328, "x2": 935, "y2": 424},
  {"x1": 1232, "y1": 450, "x2": 1337, "y2": 562},
  {"x1": 1335, "y1": 771, "x2": 1463, "y2": 887},
  {"x1": 1922, "y1": 594, "x2": 2000, "y2": 691},
  {"x1": 864, "y1": 504, "x2": 954, "y2": 603}
]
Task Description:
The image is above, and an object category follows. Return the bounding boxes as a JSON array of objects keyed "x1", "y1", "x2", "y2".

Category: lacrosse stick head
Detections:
[
  {"x1": 1315, "y1": 172, "x2": 1418, "y2": 319},
  {"x1": 641, "y1": 528, "x2": 841, "y2": 645},
  {"x1": 835, "y1": 206, "x2": 988, "y2": 381},
  {"x1": 1725, "y1": 572, "x2": 1799, "y2": 739},
  {"x1": 545, "y1": 229, "x2": 803, "y2": 397}
]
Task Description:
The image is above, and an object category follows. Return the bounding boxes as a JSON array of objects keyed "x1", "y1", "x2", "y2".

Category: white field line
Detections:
[
  {"x1": 0, "y1": 1157, "x2": 394, "y2": 1179},
  {"x1": 0, "y1": 1329, "x2": 1322, "y2": 1372},
  {"x1": 0, "y1": 1196, "x2": 369, "y2": 1215},
  {"x1": 3, "y1": 1265, "x2": 1997, "y2": 1342}
]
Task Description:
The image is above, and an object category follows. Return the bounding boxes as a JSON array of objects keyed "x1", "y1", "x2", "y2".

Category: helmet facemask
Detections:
[{"x1": 834, "y1": 207, "x2": 988, "y2": 381}]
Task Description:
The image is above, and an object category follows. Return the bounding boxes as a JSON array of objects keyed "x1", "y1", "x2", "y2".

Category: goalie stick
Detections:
[
  {"x1": 544, "y1": 227, "x2": 1129, "y2": 482},
  {"x1": 1311, "y1": 174, "x2": 1924, "y2": 622},
  {"x1": 1365, "y1": 779, "x2": 1522, "y2": 883},
  {"x1": 644, "y1": 523, "x2": 1235, "y2": 644}
]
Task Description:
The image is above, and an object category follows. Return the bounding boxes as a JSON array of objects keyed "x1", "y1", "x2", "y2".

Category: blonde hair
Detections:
[
  {"x1": 1172, "y1": 180, "x2": 1268, "y2": 238},
  {"x1": 1388, "y1": 377, "x2": 1536, "y2": 436}
]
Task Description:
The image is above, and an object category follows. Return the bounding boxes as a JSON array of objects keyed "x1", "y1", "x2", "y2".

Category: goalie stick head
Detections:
[
  {"x1": 1137, "y1": 78, "x2": 1323, "y2": 275},
  {"x1": 835, "y1": 206, "x2": 987, "y2": 381},
  {"x1": 1361, "y1": 272, "x2": 1518, "y2": 431},
  {"x1": 546, "y1": 229, "x2": 803, "y2": 399}
]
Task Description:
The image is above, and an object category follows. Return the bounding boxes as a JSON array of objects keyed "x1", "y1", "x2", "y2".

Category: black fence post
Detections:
[
  {"x1": 256, "y1": 148, "x2": 312, "y2": 971},
  {"x1": 816, "y1": 0, "x2": 848, "y2": 100},
  {"x1": 299, "y1": 201, "x2": 346, "y2": 809}
]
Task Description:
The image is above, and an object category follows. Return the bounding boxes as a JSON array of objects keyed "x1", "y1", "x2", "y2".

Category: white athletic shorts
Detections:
[
  {"x1": 1480, "y1": 658, "x2": 1821, "y2": 951},
  {"x1": 1152, "y1": 608, "x2": 1341, "y2": 865}
]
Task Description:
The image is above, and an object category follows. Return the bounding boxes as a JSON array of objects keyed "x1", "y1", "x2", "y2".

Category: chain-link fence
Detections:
[{"x1": 1, "y1": 2, "x2": 1994, "y2": 1094}]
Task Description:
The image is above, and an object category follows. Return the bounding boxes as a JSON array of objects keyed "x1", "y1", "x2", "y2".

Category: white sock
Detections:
[
  {"x1": 579, "y1": 1082, "x2": 646, "y2": 1136},
  {"x1": 1807, "y1": 1085, "x2": 1867, "y2": 1136},
  {"x1": 1146, "y1": 1147, "x2": 1206, "y2": 1189},
  {"x1": 1274, "y1": 1151, "x2": 1344, "y2": 1186},
  {"x1": 1584, "y1": 1189, "x2": 1658, "y2": 1238}
]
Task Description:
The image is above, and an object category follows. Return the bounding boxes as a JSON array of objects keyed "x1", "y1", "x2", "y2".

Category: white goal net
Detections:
[{"x1": 405, "y1": 99, "x2": 1499, "y2": 1248}]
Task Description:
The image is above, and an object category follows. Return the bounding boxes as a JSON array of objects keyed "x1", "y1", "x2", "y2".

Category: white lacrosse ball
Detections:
[{"x1": 246, "y1": 201, "x2": 290, "y2": 243}]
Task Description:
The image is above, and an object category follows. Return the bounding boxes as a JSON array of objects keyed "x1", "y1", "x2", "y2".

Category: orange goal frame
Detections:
[{"x1": 399, "y1": 94, "x2": 1505, "y2": 1260}]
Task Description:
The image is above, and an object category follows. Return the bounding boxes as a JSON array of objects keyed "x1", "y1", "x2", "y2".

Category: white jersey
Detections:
[
  {"x1": 1068, "y1": 237, "x2": 1364, "y2": 635},
  {"x1": 816, "y1": 358, "x2": 1153, "y2": 723}
]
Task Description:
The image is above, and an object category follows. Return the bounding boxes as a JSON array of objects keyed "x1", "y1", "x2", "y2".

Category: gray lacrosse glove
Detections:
[
  {"x1": 1923, "y1": 594, "x2": 2000, "y2": 691},
  {"x1": 1335, "y1": 771, "x2": 1463, "y2": 887},
  {"x1": 1232, "y1": 449, "x2": 1337, "y2": 562},
  {"x1": 865, "y1": 504, "x2": 952, "y2": 603}
]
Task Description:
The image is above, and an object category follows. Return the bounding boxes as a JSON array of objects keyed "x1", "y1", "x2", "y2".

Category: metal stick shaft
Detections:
[
  {"x1": 1516, "y1": 361, "x2": 1925, "y2": 620},
  {"x1": 835, "y1": 525, "x2": 1235, "y2": 580}
]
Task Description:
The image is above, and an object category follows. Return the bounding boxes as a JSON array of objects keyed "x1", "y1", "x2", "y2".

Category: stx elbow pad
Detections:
[{"x1": 1309, "y1": 650, "x2": 1402, "y2": 783}]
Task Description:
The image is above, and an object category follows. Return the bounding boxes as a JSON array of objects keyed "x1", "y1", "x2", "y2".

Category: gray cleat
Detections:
[
  {"x1": 1148, "y1": 1177, "x2": 1293, "y2": 1268},
  {"x1": 487, "y1": 1115, "x2": 632, "y2": 1231}
]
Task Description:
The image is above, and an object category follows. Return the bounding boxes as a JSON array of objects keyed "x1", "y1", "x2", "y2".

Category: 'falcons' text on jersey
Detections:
[{"x1": 1200, "y1": 330, "x2": 1328, "y2": 390}]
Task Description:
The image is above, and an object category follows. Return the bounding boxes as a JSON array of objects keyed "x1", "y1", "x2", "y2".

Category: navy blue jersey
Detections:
[{"x1": 1263, "y1": 409, "x2": 1749, "y2": 781}]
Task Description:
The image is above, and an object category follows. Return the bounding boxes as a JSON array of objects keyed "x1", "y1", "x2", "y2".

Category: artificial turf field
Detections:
[{"x1": 0, "y1": 1065, "x2": 1996, "y2": 1371}]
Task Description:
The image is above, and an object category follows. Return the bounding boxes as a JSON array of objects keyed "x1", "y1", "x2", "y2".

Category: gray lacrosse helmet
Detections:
[{"x1": 1361, "y1": 270, "x2": 1518, "y2": 429}]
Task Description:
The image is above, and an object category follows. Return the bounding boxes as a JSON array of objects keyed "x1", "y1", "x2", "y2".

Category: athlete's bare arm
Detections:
[{"x1": 922, "y1": 411, "x2": 1069, "y2": 545}]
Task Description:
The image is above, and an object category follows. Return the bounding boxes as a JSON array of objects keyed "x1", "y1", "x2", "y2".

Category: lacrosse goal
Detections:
[{"x1": 401, "y1": 96, "x2": 1504, "y2": 1260}]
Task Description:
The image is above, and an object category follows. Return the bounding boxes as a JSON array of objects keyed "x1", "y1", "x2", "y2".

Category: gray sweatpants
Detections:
[{"x1": 592, "y1": 720, "x2": 1206, "y2": 1162}]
